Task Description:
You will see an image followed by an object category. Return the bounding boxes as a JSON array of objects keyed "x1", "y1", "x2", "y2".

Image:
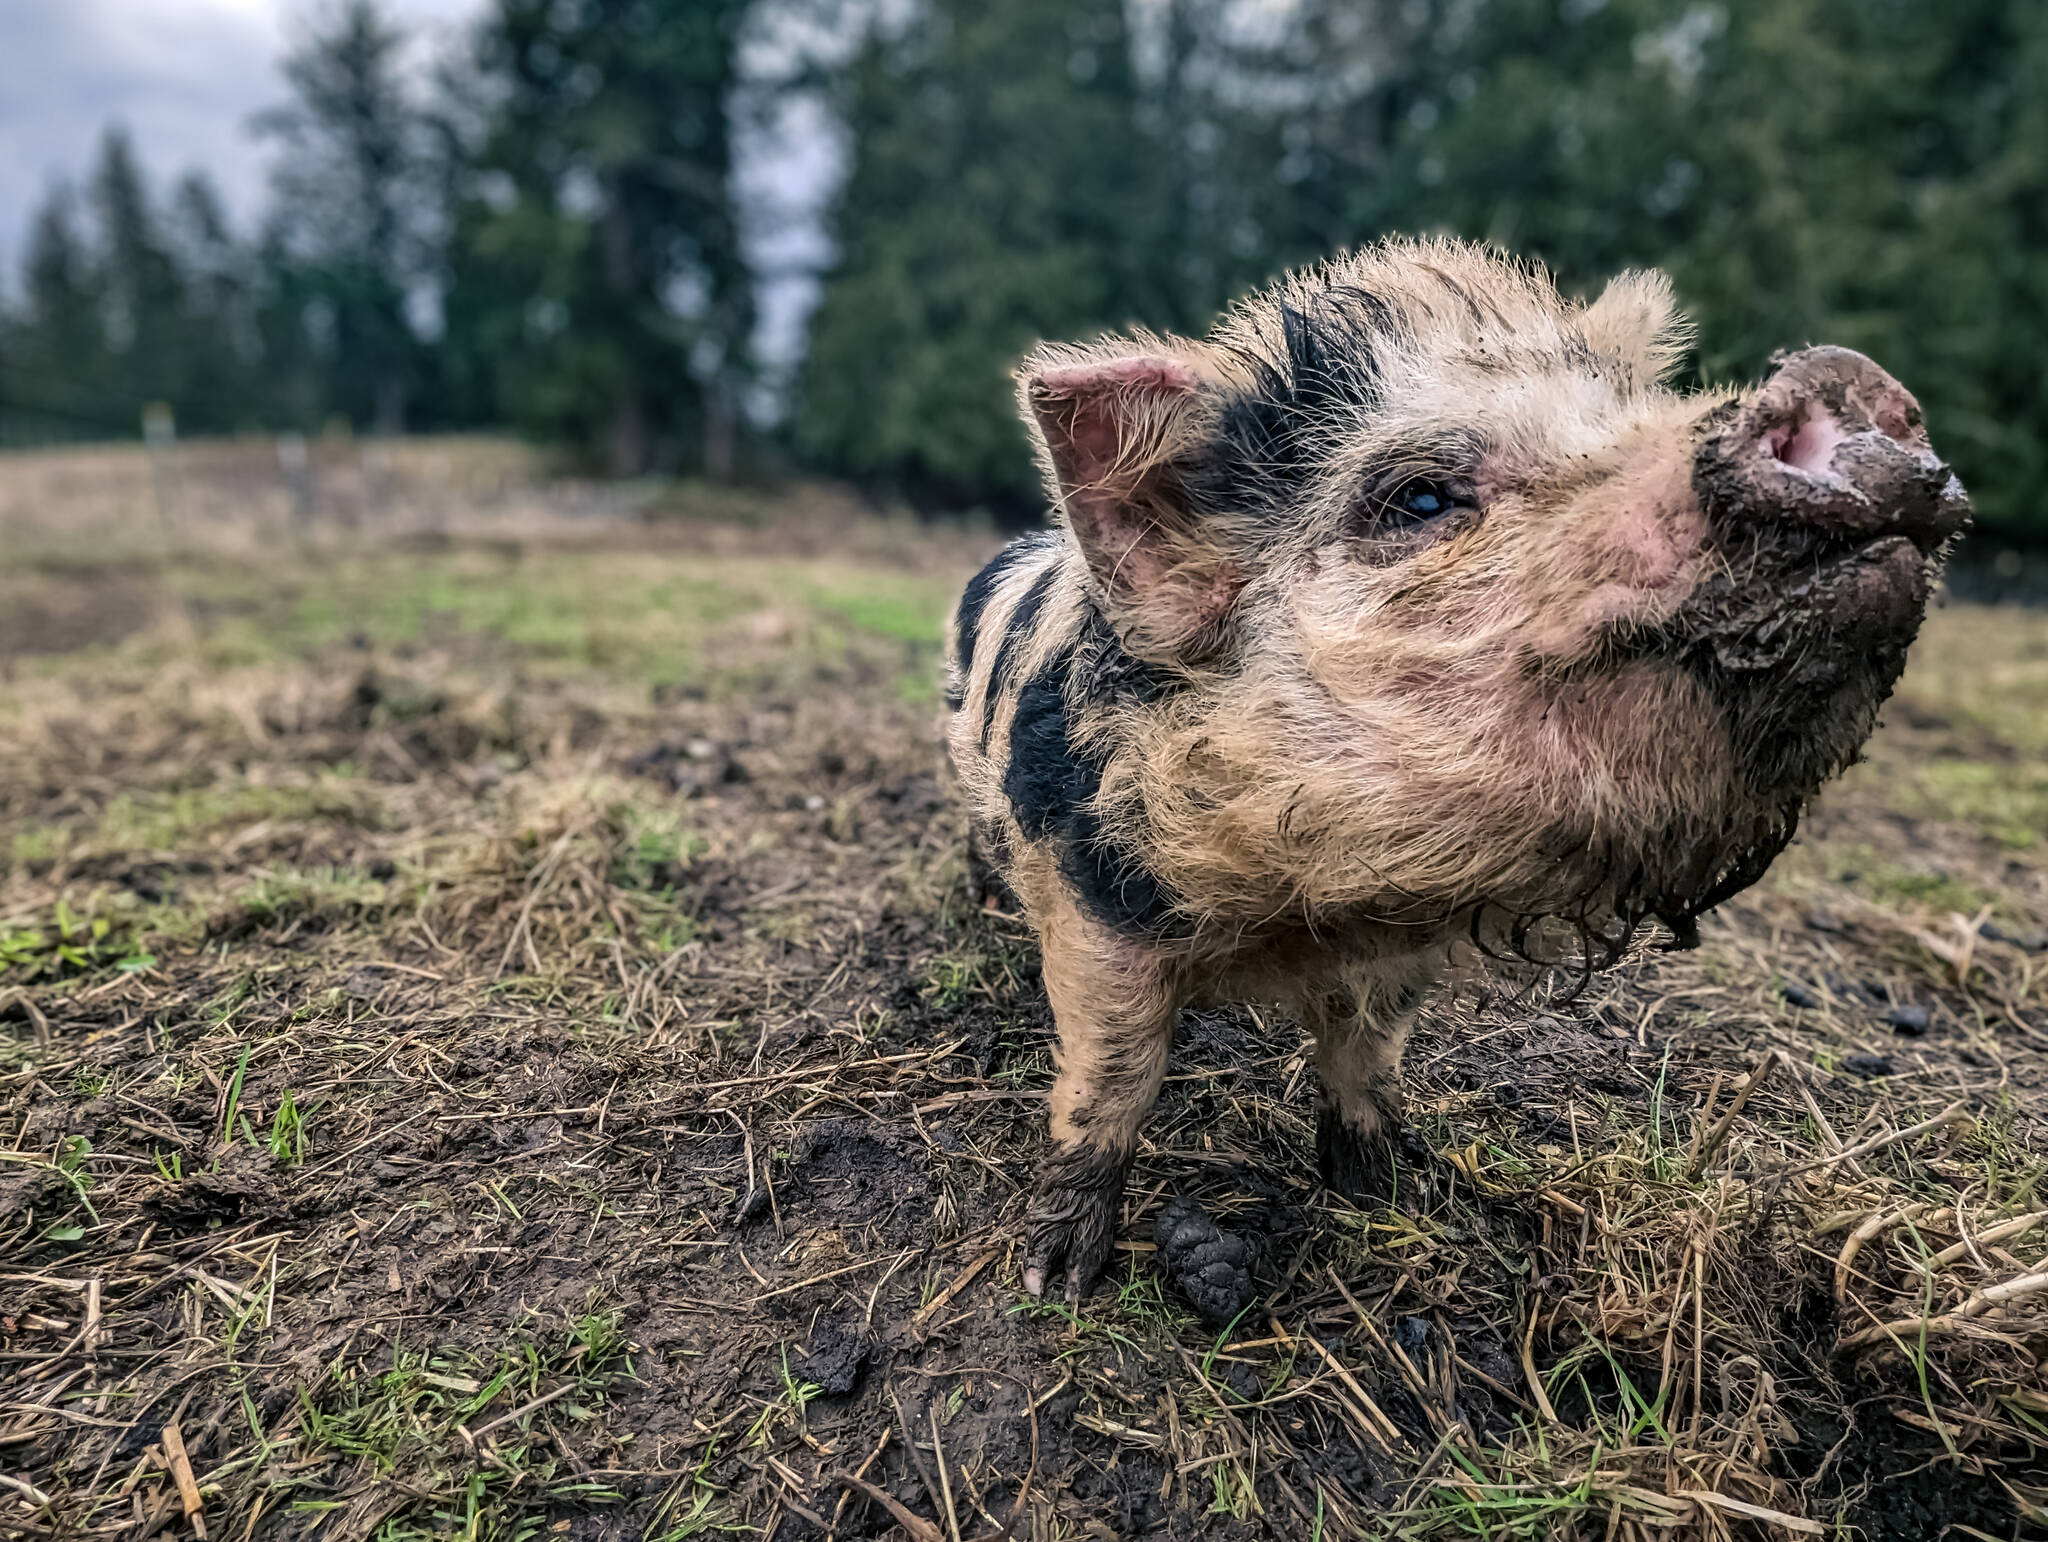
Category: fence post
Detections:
[
  {"x1": 142, "y1": 401, "x2": 178, "y2": 531},
  {"x1": 278, "y1": 432, "x2": 315, "y2": 527}
]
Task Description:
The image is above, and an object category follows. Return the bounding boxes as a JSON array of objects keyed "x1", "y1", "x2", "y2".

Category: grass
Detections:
[
  {"x1": 281, "y1": 1310, "x2": 633, "y2": 1536},
  {"x1": 1, "y1": 442, "x2": 2042, "y2": 1542},
  {"x1": 1869, "y1": 601, "x2": 2048, "y2": 851},
  {"x1": 808, "y1": 572, "x2": 953, "y2": 644},
  {"x1": 0, "y1": 895, "x2": 157, "y2": 980},
  {"x1": 263, "y1": 1089, "x2": 311, "y2": 1166},
  {"x1": 742, "y1": 1348, "x2": 823, "y2": 1449},
  {"x1": 1912, "y1": 757, "x2": 2048, "y2": 849},
  {"x1": 219, "y1": 1042, "x2": 253, "y2": 1153},
  {"x1": 1835, "y1": 847, "x2": 2006, "y2": 916},
  {"x1": 47, "y1": 523, "x2": 958, "y2": 706},
  {"x1": 99, "y1": 781, "x2": 380, "y2": 855},
  {"x1": 921, "y1": 950, "x2": 982, "y2": 1009},
  {"x1": 645, "y1": 1446, "x2": 744, "y2": 1541}
]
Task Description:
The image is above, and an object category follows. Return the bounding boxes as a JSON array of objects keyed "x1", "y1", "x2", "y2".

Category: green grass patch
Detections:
[
  {"x1": 742, "y1": 1347, "x2": 822, "y2": 1450},
  {"x1": 229, "y1": 866, "x2": 406, "y2": 936},
  {"x1": 1824, "y1": 847, "x2": 2002, "y2": 917},
  {"x1": 98, "y1": 780, "x2": 377, "y2": 854},
  {"x1": 288, "y1": 559, "x2": 751, "y2": 662},
  {"x1": 611, "y1": 805, "x2": 708, "y2": 891},
  {"x1": 0, "y1": 894, "x2": 156, "y2": 981},
  {"x1": 919, "y1": 949, "x2": 983, "y2": 1009},
  {"x1": 9, "y1": 825, "x2": 69, "y2": 869},
  {"x1": 1910, "y1": 757, "x2": 2048, "y2": 848},
  {"x1": 808, "y1": 572, "x2": 954, "y2": 644},
  {"x1": 283, "y1": 1308, "x2": 632, "y2": 1537}
]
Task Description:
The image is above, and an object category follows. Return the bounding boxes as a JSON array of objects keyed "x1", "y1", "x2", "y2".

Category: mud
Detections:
[{"x1": 1, "y1": 508, "x2": 2042, "y2": 1539}]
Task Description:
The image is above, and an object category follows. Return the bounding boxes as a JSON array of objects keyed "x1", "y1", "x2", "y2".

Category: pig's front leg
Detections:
[
  {"x1": 964, "y1": 820, "x2": 1011, "y2": 911},
  {"x1": 1293, "y1": 963, "x2": 1432, "y2": 1203},
  {"x1": 1023, "y1": 900, "x2": 1181, "y2": 1302}
]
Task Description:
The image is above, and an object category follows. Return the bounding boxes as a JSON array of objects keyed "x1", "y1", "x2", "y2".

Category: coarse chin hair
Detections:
[{"x1": 1455, "y1": 794, "x2": 1805, "y2": 992}]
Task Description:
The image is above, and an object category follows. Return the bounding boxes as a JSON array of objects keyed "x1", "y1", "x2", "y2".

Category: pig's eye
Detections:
[{"x1": 1387, "y1": 477, "x2": 1476, "y2": 525}]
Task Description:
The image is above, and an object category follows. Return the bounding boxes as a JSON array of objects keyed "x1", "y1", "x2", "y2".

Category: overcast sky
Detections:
[
  {"x1": 0, "y1": 0, "x2": 842, "y2": 371},
  {"x1": 0, "y1": 0, "x2": 485, "y2": 287}
]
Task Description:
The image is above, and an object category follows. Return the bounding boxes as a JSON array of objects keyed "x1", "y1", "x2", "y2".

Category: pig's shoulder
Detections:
[{"x1": 1002, "y1": 607, "x2": 1190, "y2": 939}]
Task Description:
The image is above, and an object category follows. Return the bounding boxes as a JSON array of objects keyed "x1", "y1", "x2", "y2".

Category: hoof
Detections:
[
  {"x1": 1022, "y1": 1144, "x2": 1128, "y2": 1303},
  {"x1": 1316, "y1": 1105, "x2": 1404, "y2": 1205}
]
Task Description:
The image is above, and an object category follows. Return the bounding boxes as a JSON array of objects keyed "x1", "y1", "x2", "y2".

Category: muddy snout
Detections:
[{"x1": 1696, "y1": 345, "x2": 1969, "y2": 550}]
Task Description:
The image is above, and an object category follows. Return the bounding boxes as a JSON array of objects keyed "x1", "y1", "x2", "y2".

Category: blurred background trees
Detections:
[
  {"x1": 255, "y1": 0, "x2": 435, "y2": 438},
  {"x1": 0, "y1": 0, "x2": 2041, "y2": 531},
  {"x1": 440, "y1": 0, "x2": 754, "y2": 475}
]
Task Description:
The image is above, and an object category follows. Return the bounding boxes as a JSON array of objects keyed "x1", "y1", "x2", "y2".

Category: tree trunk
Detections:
[
  {"x1": 703, "y1": 380, "x2": 735, "y2": 482},
  {"x1": 608, "y1": 389, "x2": 646, "y2": 479},
  {"x1": 602, "y1": 186, "x2": 645, "y2": 477},
  {"x1": 374, "y1": 374, "x2": 406, "y2": 437}
]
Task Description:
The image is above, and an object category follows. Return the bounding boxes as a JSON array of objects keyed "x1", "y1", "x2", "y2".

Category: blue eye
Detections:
[
  {"x1": 1367, "y1": 475, "x2": 1478, "y2": 533},
  {"x1": 1388, "y1": 477, "x2": 1472, "y2": 524}
]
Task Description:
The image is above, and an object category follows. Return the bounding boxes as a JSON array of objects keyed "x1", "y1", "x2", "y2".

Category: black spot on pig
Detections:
[
  {"x1": 980, "y1": 563, "x2": 1059, "y2": 745},
  {"x1": 1196, "y1": 287, "x2": 1395, "y2": 525},
  {"x1": 1003, "y1": 615, "x2": 1187, "y2": 939},
  {"x1": 949, "y1": 533, "x2": 1054, "y2": 709}
]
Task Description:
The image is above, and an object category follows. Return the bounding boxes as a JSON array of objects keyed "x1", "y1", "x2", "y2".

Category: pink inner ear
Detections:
[
  {"x1": 1029, "y1": 352, "x2": 1237, "y2": 654},
  {"x1": 1032, "y1": 354, "x2": 1201, "y2": 500},
  {"x1": 1047, "y1": 405, "x2": 1126, "y2": 494}
]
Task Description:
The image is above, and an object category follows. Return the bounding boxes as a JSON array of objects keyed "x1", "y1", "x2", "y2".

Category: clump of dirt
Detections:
[
  {"x1": 798, "y1": 1315, "x2": 870, "y2": 1395},
  {"x1": 782, "y1": 1120, "x2": 934, "y2": 1235},
  {"x1": 1153, "y1": 1196, "x2": 1257, "y2": 1326},
  {"x1": 139, "y1": 1148, "x2": 283, "y2": 1232}
]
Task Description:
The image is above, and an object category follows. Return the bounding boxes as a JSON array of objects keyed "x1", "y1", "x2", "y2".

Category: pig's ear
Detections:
[
  {"x1": 1020, "y1": 346, "x2": 1238, "y2": 664},
  {"x1": 1580, "y1": 270, "x2": 1692, "y2": 388}
]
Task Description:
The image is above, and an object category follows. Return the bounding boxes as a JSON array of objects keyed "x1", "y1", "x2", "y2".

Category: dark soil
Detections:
[{"x1": 2, "y1": 493, "x2": 2044, "y2": 1540}]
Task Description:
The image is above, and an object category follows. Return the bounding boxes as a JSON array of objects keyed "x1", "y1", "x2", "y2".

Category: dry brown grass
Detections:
[{"x1": 0, "y1": 441, "x2": 2043, "y2": 1541}]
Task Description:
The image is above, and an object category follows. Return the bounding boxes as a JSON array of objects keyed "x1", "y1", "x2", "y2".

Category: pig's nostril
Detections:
[
  {"x1": 1703, "y1": 345, "x2": 1962, "y2": 546},
  {"x1": 1767, "y1": 410, "x2": 1846, "y2": 477}
]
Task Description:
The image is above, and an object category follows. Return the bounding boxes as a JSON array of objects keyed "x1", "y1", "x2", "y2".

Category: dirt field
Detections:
[{"x1": 3, "y1": 439, "x2": 2046, "y2": 1541}]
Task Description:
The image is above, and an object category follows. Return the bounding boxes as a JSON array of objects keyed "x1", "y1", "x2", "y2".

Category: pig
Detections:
[{"x1": 942, "y1": 238, "x2": 1968, "y2": 1302}]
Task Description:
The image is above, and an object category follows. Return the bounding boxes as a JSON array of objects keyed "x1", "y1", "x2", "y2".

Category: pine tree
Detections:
[
  {"x1": 2, "y1": 145, "x2": 260, "y2": 445},
  {"x1": 258, "y1": 0, "x2": 431, "y2": 434},
  {"x1": 250, "y1": 222, "x2": 332, "y2": 432},
  {"x1": 90, "y1": 128, "x2": 192, "y2": 427},
  {"x1": 796, "y1": 0, "x2": 1311, "y2": 511},
  {"x1": 0, "y1": 185, "x2": 115, "y2": 443},
  {"x1": 446, "y1": 0, "x2": 755, "y2": 476},
  {"x1": 798, "y1": 0, "x2": 1167, "y2": 509},
  {"x1": 166, "y1": 172, "x2": 258, "y2": 434},
  {"x1": 1338, "y1": 0, "x2": 2048, "y2": 532}
]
